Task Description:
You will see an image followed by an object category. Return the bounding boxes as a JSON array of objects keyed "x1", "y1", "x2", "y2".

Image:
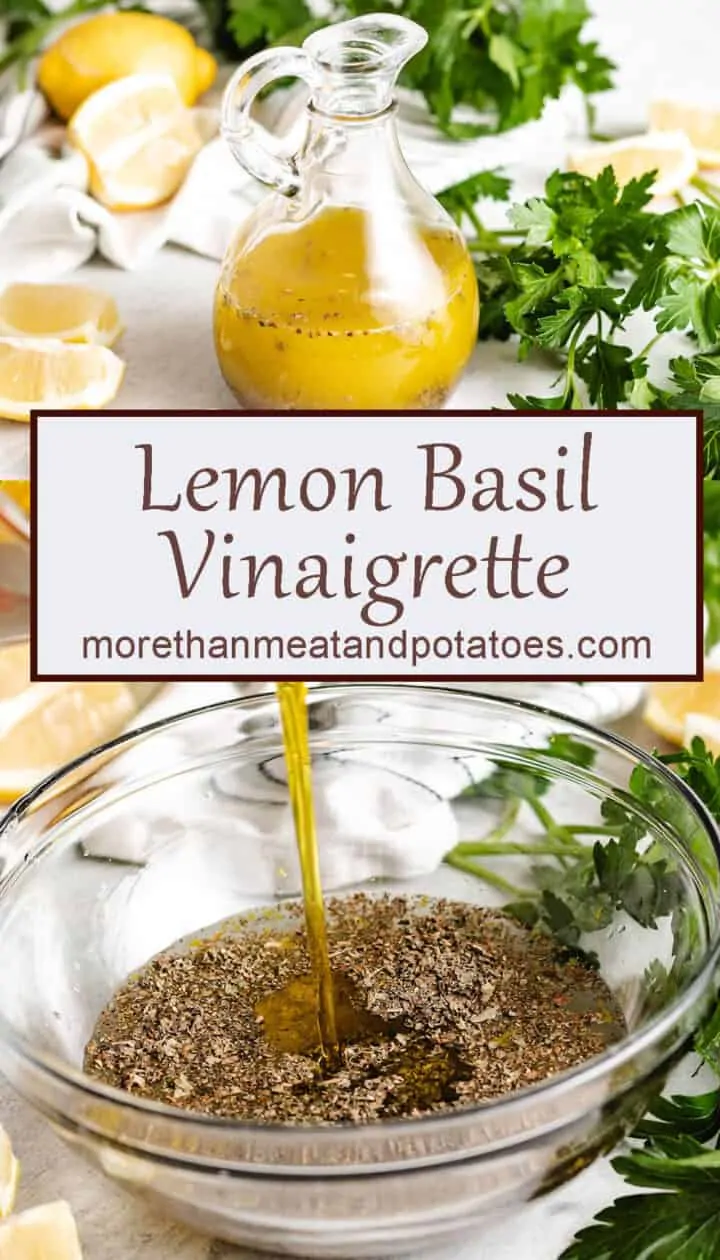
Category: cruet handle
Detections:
[{"x1": 221, "y1": 49, "x2": 314, "y2": 197}]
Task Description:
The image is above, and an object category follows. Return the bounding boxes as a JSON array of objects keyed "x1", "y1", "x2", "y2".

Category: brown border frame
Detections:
[{"x1": 28, "y1": 407, "x2": 705, "y2": 684}]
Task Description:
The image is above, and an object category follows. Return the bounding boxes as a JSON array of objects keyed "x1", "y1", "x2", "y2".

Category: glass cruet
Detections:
[{"x1": 213, "y1": 14, "x2": 479, "y2": 411}]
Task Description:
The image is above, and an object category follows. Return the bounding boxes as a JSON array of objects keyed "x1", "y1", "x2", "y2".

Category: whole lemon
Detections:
[{"x1": 38, "y1": 12, "x2": 217, "y2": 121}]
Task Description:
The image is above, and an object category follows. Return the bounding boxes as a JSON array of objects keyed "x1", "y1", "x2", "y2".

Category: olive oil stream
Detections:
[
  {"x1": 259, "y1": 682, "x2": 396, "y2": 1066},
  {"x1": 263, "y1": 681, "x2": 340, "y2": 1066},
  {"x1": 254, "y1": 683, "x2": 473, "y2": 1111}
]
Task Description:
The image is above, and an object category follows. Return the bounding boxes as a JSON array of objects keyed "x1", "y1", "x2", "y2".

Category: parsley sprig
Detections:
[
  {"x1": 447, "y1": 734, "x2": 697, "y2": 957},
  {"x1": 563, "y1": 1137, "x2": 720, "y2": 1260},
  {"x1": 438, "y1": 163, "x2": 720, "y2": 650},
  {"x1": 435, "y1": 180, "x2": 720, "y2": 1227},
  {"x1": 556, "y1": 739, "x2": 720, "y2": 1259},
  {"x1": 440, "y1": 164, "x2": 720, "y2": 411},
  {"x1": 449, "y1": 735, "x2": 720, "y2": 1259},
  {"x1": 200, "y1": 0, "x2": 614, "y2": 136}
]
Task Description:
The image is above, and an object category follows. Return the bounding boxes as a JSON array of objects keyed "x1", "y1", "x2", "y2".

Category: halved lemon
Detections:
[
  {"x1": 0, "y1": 1126, "x2": 19, "y2": 1220},
  {"x1": 0, "y1": 338, "x2": 124, "y2": 422},
  {"x1": 67, "y1": 74, "x2": 204, "y2": 212},
  {"x1": 650, "y1": 101, "x2": 720, "y2": 169},
  {"x1": 644, "y1": 674, "x2": 720, "y2": 744},
  {"x1": 0, "y1": 285, "x2": 122, "y2": 347},
  {"x1": 568, "y1": 131, "x2": 698, "y2": 196},
  {"x1": 0, "y1": 1201, "x2": 82, "y2": 1259}
]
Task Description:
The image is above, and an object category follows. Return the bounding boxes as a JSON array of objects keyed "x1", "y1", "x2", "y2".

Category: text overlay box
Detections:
[{"x1": 31, "y1": 411, "x2": 702, "y2": 682}]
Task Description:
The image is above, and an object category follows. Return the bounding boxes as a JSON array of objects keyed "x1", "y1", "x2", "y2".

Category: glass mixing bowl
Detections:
[{"x1": 0, "y1": 684, "x2": 718, "y2": 1258}]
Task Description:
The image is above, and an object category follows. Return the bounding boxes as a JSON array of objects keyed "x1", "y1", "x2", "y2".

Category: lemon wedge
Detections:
[
  {"x1": 68, "y1": 74, "x2": 204, "y2": 212},
  {"x1": 650, "y1": 101, "x2": 720, "y2": 169},
  {"x1": 0, "y1": 286, "x2": 122, "y2": 348},
  {"x1": 0, "y1": 483, "x2": 29, "y2": 519},
  {"x1": 0, "y1": 338, "x2": 124, "y2": 422},
  {"x1": 0, "y1": 1202, "x2": 82, "y2": 1259},
  {"x1": 0, "y1": 683, "x2": 144, "y2": 801},
  {"x1": 0, "y1": 483, "x2": 30, "y2": 545},
  {"x1": 37, "y1": 11, "x2": 217, "y2": 121},
  {"x1": 0, "y1": 642, "x2": 162, "y2": 800},
  {"x1": 0, "y1": 1127, "x2": 19, "y2": 1220},
  {"x1": 568, "y1": 131, "x2": 698, "y2": 196},
  {"x1": 0, "y1": 644, "x2": 30, "y2": 702},
  {"x1": 644, "y1": 674, "x2": 720, "y2": 744}
]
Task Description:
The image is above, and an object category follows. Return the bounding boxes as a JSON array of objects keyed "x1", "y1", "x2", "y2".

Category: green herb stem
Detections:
[
  {"x1": 443, "y1": 850, "x2": 525, "y2": 898},
  {"x1": 526, "y1": 795, "x2": 580, "y2": 849},
  {"x1": 566, "y1": 824, "x2": 624, "y2": 836},
  {"x1": 453, "y1": 798, "x2": 520, "y2": 851},
  {"x1": 454, "y1": 839, "x2": 586, "y2": 858},
  {"x1": 691, "y1": 174, "x2": 720, "y2": 208},
  {"x1": 636, "y1": 332, "x2": 664, "y2": 361}
]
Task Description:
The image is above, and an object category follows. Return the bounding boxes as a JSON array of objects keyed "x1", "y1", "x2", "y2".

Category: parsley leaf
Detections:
[
  {"x1": 575, "y1": 336, "x2": 635, "y2": 410},
  {"x1": 562, "y1": 737, "x2": 720, "y2": 1260},
  {"x1": 563, "y1": 1136, "x2": 720, "y2": 1259},
  {"x1": 697, "y1": 1006, "x2": 720, "y2": 1078},
  {"x1": 383, "y1": 0, "x2": 614, "y2": 135},
  {"x1": 635, "y1": 1089, "x2": 720, "y2": 1144},
  {"x1": 658, "y1": 738, "x2": 720, "y2": 847},
  {"x1": 449, "y1": 733, "x2": 686, "y2": 950},
  {"x1": 641, "y1": 352, "x2": 720, "y2": 468},
  {"x1": 459, "y1": 166, "x2": 659, "y2": 407},
  {"x1": 441, "y1": 163, "x2": 720, "y2": 413},
  {"x1": 705, "y1": 480, "x2": 720, "y2": 532},
  {"x1": 562, "y1": 1175, "x2": 720, "y2": 1259},
  {"x1": 703, "y1": 408, "x2": 720, "y2": 478},
  {"x1": 437, "y1": 170, "x2": 513, "y2": 242},
  {"x1": 225, "y1": 0, "x2": 315, "y2": 49},
  {"x1": 629, "y1": 202, "x2": 720, "y2": 349}
]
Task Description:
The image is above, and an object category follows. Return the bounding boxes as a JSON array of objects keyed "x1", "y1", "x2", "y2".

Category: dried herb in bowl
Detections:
[{"x1": 84, "y1": 894, "x2": 625, "y2": 1124}]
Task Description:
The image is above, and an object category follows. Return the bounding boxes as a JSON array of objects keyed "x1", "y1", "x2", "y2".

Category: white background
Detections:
[{"x1": 34, "y1": 413, "x2": 699, "y2": 679}]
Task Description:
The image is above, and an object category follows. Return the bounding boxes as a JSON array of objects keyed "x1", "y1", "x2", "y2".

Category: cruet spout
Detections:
[{"x1": 303, "y1": 14, "x2": 428, "y2": 115}]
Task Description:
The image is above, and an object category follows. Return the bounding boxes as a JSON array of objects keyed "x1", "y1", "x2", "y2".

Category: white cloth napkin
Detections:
[
  {"x1": 79, "y1": 680, "x2": 625, "y2": 981},
  {"x1": 77, "y1": 679, "x2": 640, "y2": 900},
  {"x1": 78, "y1": 681, "x2": 493, "y2": 890},
  {"x1": 0, "y1": 77, "x2": 584, "y2": 281}
]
